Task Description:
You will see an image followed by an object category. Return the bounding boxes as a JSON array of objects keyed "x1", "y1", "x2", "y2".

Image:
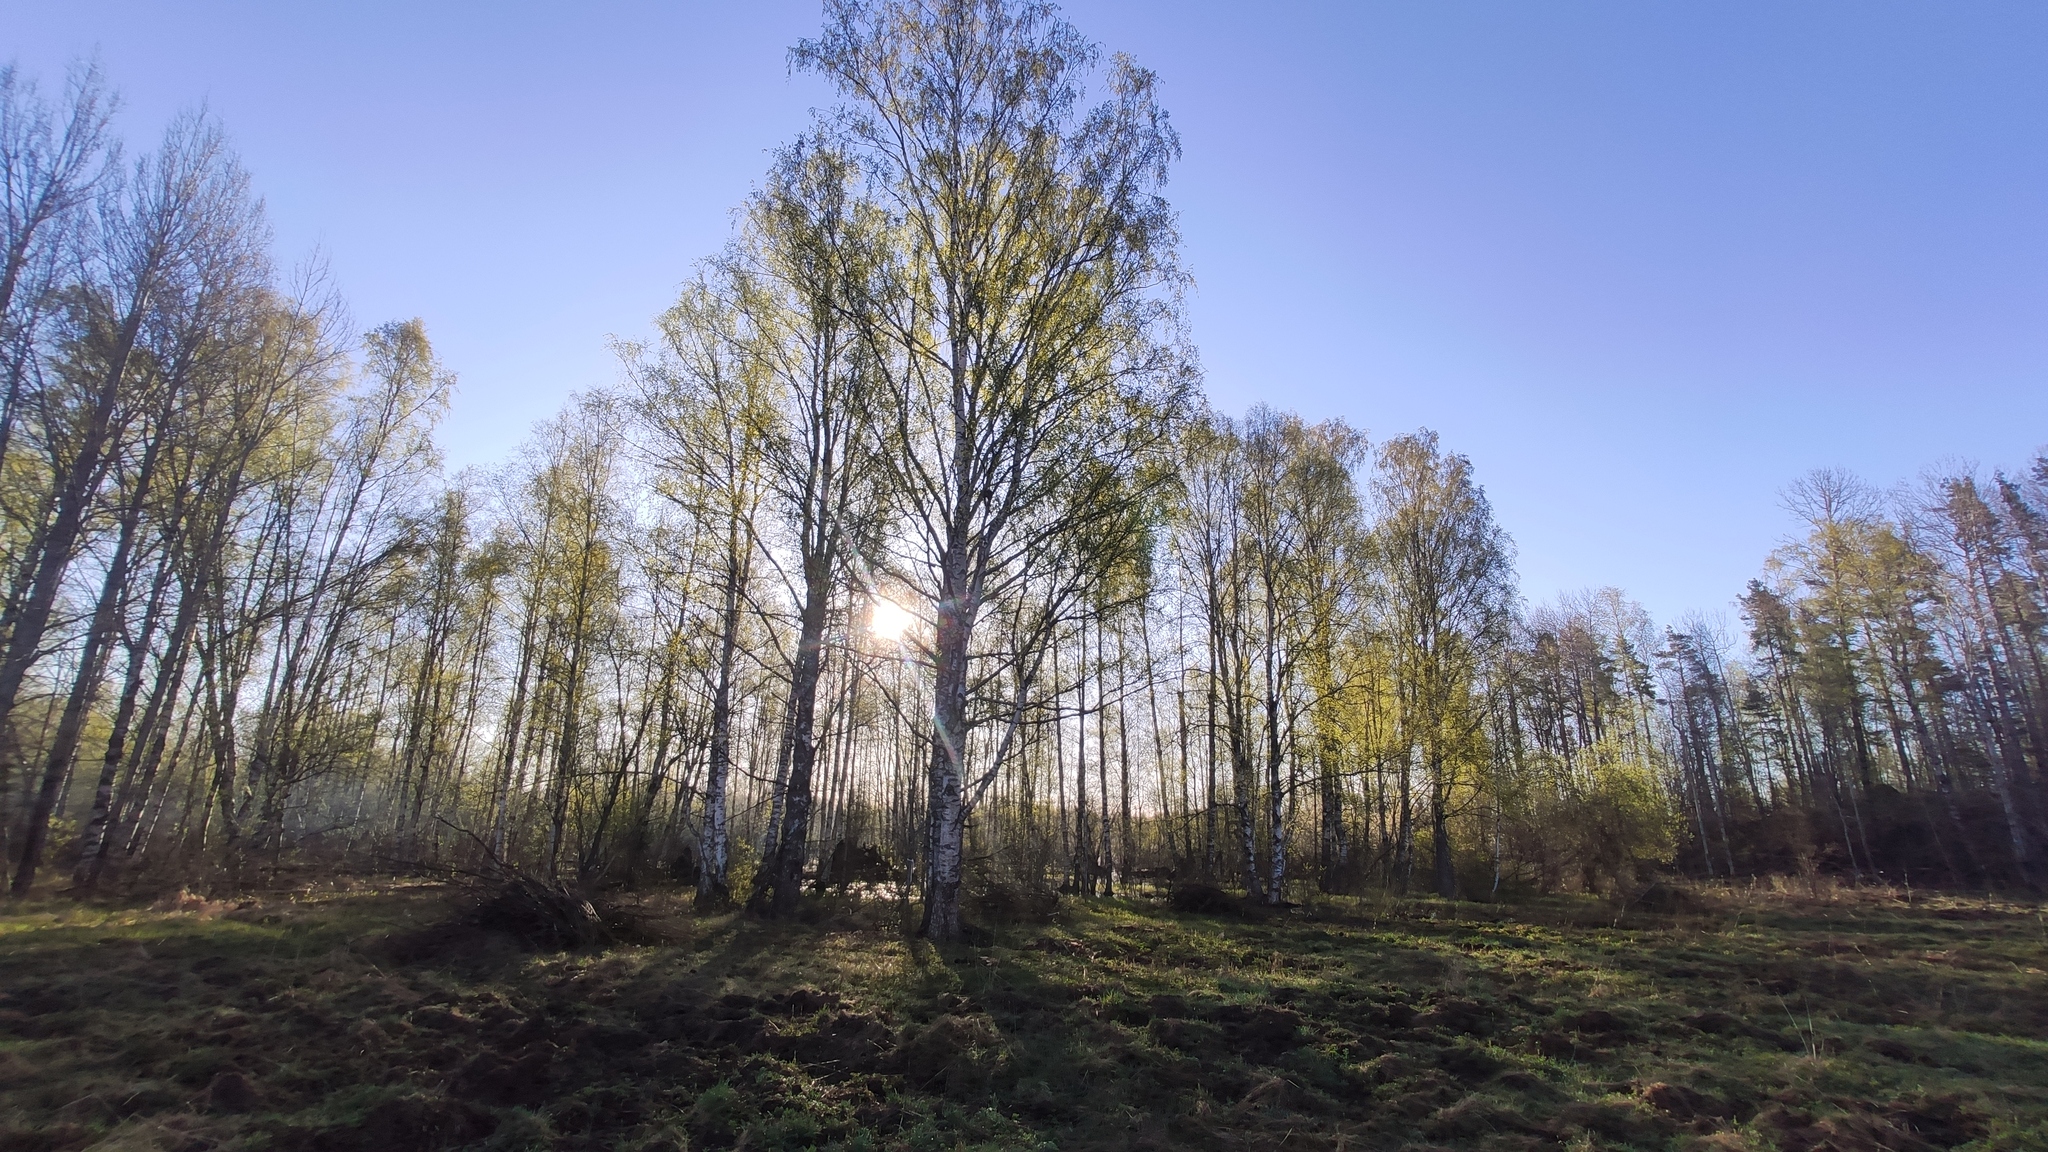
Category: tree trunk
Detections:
[
  {"x1": 697, "y1": 541, "x2": 746, "y2": 910},
  {"x1": 73, "y1": 541, "x2": 179, "y2": 886},
  {"x1": 920, "y1": 542, "x2": 972, "y2": 942},
  {"x1": 762, "y1": 577, "x2": 831, "y2": 916},
  {"x1": 1431, "y1": 753, "x2": 1456, "y2": 899},
  {"x1": 1265, "y1": 687, "x2": 1287, "y2": 905},
  {"x1": 0, "y1": 310, "x2": 141, "y2": 835},
  {"x1": 11, "y1": 433, "x2": 157, "y2": 895}
]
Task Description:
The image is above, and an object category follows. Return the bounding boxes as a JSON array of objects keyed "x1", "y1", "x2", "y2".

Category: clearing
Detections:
[{"x1": 1, "y1": 883, "x2": 2044, "y2": 1150}]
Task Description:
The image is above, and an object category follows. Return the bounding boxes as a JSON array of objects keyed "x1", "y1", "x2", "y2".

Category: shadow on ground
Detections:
[{"x1": 1, "y1": 882, "x2": 2044, "y2": 1150}]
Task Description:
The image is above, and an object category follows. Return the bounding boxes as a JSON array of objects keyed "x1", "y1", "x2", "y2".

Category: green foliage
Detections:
[
  {"x1": 1579, "y1": 737, "x2": 1679, "y2": 880},
  {"x1": 689, "y1": 1081, "x2": 745, "y2": 1145}
]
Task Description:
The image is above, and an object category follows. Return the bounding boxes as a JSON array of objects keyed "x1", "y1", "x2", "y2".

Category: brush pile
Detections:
[{"x1": 471, "y1": 873, "x2": 615, "y2": 949}]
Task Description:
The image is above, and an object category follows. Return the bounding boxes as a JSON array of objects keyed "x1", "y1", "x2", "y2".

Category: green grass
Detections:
[{"x1": 2, "y1": 881, "x2": 2044, "y2": 1150}]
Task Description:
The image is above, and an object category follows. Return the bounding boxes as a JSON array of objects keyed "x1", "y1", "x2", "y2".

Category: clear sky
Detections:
[{"x1": 6, "y1": 2, "x2": 2046, "y2": 628}]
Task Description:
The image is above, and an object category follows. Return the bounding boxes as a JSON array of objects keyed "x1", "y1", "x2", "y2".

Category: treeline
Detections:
[
  {"x1": 2, "y1": 3, "x2": 2042, "y2": 940},
  {"x1": 1661, "y1": 467, "x2": 2048, "y2": 888}
]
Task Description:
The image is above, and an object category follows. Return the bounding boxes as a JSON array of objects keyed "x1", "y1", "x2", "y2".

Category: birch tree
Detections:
[
  {"x1": 1373, "y1": 431, "x2": 1513, "y2": 899},
  {"x1": 797, "y1": 0, "x2": 1190, "y2": 940}
]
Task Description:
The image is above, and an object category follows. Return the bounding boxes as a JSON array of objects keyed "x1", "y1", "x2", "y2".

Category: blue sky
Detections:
[{"x1": 6, "y1": 1, "x2": 2046, "y2": 628}]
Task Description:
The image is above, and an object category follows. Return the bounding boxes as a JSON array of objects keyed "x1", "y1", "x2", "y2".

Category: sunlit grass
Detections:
[{"x1": 1, "y1": 883, "x2": 2043, "y2": 1149}]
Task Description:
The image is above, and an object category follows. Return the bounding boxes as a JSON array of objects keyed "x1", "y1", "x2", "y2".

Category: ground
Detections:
[{"x1": 1, "y1": 880, "x2": 2044, "y2": 1151}]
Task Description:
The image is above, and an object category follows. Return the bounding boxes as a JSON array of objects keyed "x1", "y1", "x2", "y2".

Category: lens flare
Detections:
[{"x1": 869, "y1": 598, "x2": 915, "y2": 642}]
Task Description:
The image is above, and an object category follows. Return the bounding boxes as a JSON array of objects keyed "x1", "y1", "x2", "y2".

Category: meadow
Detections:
[{"x1": 1, "y1": 882, "x2": 2043, "y2": 1152}]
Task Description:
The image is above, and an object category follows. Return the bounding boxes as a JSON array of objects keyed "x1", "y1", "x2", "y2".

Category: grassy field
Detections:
[{"x1": 1, "y1": 880, "x2": 2044, "y2": 1151}]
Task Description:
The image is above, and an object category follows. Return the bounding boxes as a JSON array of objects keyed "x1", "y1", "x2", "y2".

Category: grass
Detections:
[{"x1": 1, "y1": 880, "x2": 2044, "y2": 1150}]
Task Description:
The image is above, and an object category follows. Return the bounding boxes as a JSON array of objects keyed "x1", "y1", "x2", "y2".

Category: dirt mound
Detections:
[
  {"x1": 803, "y1": 1010, "x2": 896, "y2": 1069},
  {"x1": 1625, "y1": 881, "x2": 1717, "y2": 915},
  {"x1": 202, "y1": 1070, "x2": 260, "y2": 1113},
  {"x1": 967, "y1": 883, "x2": 1060, "y2": 924},
  {"x1": 1168, "y1": 883, "x2": 1240, "y2": 914},
  {"x1": 150, "y1": 888, "x2": 234, "y2": 918},
  {"x1": 1755, "y1": 1095, "x2": 1987, "y2": 1152},
  {"x1": 472, "y1": 876, "x2": 613, "y2": 948},
  {"x1": 1212, "y1": 1004, "x2": 1304, "y2": 1061},
  {"x1": 896, "y1": 1013, "x2": 1005, "y2": 1097},
  {"x1": 1640, "y1": 1081, "x2": 1731, "y2": 1121},
  {"x1": 821, "y1": 840, "x2": 896, "y2": 888},
  {"x1": 767, "y1": 986, "x2": 841, "y2": 1015},
  {"x1": 1563, "y1": 1007, "x2": 1637, "y2": 1036},
  {"x1": 1415, "y1": 997, "x2": 1496, "y2": 1036},
  {"x1": 371, "y1": 875, "x2": 679, "y2": 965},
  {"x1": 316, "y1": 1092, "x2": 500, "y2": 1152}
]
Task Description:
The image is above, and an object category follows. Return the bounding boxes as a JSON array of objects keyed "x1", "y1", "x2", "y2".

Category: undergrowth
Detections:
[{"x1": 1, "y1": 882, "x2": 2043, "y2": 1150}]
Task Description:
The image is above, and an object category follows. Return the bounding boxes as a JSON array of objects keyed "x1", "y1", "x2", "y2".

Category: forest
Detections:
[{"x1": 1, "y1": 3, "x2": 2045, "y2": 1150}]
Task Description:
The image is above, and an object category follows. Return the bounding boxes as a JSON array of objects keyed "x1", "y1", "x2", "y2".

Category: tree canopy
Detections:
[{"x1": 0, "y1": 4, "x2": 2043, "y2": 932}]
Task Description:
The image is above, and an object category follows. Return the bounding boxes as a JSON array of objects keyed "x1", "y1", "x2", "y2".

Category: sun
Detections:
[{"x1": 868, "y1": 598, "x2": 916, "y2": 643}]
